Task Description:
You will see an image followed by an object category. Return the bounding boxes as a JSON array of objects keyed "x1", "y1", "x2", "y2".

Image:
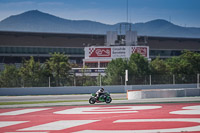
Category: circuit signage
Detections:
[{"x1": 85, "y1": 46, "x2": 149, "y2": 59}]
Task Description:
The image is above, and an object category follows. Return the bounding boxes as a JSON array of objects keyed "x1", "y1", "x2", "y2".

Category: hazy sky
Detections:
[{"x1": 0, "y1": 0, "x2": 200, "y2": 27}]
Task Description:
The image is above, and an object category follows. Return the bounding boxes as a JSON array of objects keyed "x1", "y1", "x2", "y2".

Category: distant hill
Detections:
[{"x1": 0, "y1": 10, "x2": 200, "y2": 38}]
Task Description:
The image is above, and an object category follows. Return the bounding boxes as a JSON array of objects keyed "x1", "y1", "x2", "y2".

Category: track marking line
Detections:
[
  {"x1": 54, "y1": 106, "x2": 162, "y2": 114},
  {"x1": 19, "y1": 120, "x2": 99, "y2": 131},
  {"x1": 0, "y1": 108, "x2": 51, "y2": 116},
  {"x1": 170, "y1": 105, "x2": 200, "y2": 115},
  {"x1": 5, "y1": 132, "x2": 47, "y2": 133},
  {"x1": 0, "y1": 121, "x2": 28, "y2": 128},
  {"x1": 74, "y1": 118, "x2": 200, "y2": 133}
]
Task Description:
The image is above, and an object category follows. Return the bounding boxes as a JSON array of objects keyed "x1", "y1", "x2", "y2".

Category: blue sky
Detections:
[{"x1": 0, "y1": 0, "x2": 200, "y2": 27}]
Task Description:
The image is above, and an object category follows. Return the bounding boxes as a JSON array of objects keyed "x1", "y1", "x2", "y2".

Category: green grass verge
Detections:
[
  {"x1": 110, "y1": 100, "x2": 200, "y2": 105},
  {"x1": 0, "y1": 100, "x2": 87, "y2": 105},
  {"x1": 0, "y1": 98, "x2": 127, "y2": 105},
  {"x1": 2, "y1": 99, "x2": 199, "y2": 106}
]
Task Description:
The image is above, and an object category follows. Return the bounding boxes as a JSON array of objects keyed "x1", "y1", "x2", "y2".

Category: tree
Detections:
[
  {"x1": 179, "y1": 50, "x2": 200, "y2": 74},
  {"x1": 19, "y1": 56, "x2": 45, "y2": 87},
  {"x1": 150, "y1": 57, "x2": 169, "y2": 75},
  {"x1": 0, "y1": 64, "x2": 20, "y2": 87},
  {"x1": 46, "y1": 53, "x2": 71, "y2": 86},
  {"x1": 150, "y1": 57, "x2": 171, "y2": 84},
  {"x1": 105, "y1": 58, "x2": 128, "y2": 85},
  {"x1": 127, "y1": 53, "x2": 150, "y2": 84},
  {"x1": 166, "y1": 51, "x2": 200, "y2": 83},
  {"x1": 128, "y1": 53, "x2": 150, "y2": 76},
  {"x1": 104, "y1": 53, "x2": 151, "y2": 85}
]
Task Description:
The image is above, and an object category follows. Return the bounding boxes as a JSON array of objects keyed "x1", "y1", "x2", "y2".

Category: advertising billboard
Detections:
[
  {"x1": 85, "y1": 46, "x2": 149, "y2": 59},
  {"x1": 131, "y1": 46, "x2": 148, "y2": 57},
  {"x1": 88, "y1": 47, "x2": 111, "y2": 58}
]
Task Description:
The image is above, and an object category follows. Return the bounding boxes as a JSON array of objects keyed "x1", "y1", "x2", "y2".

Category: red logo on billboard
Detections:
[
  {"x1": 132, "y1": 47, "x2": 147, "y2": 57},
  {"x1": 89, "y1": 48, "x2": 111, "y2": 57}
]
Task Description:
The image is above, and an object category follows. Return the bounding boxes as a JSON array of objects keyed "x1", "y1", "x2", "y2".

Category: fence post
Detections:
[
  {"x1": 125, "y1": 70, "x2": 128, "y2": 86},
  {"x1": 74, "y1": 73, "x2": 76, "y2": 86},
  {"x1": 197, "y1": 73, "x2": 200, "y2": 88},
  {"x1": 149, "y1": 75, "x2": 151, "y2": 85},
  {"x1": 49, "y1": 76, "x2": 51, "y2": 88},
  {"x1": 120, "y1": 76, "x2": 122, "y2": 85},
  {"x1": 173, "y1": 74, "x2": 175, "y2": 85},
  {"x1": 22, "y1": 79, "x2": 24, "y2": 88},
  {"x1": 99, "y1": 73, "x2": 102, "y2": 86}
]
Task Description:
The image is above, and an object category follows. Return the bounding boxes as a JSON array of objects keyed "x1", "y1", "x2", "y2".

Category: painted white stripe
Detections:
[
  {"x1": 0, "y1": 108, "x2": 51, "y2": 116},
  {"x1": 19, "y1": 120, "x2": 98, "y2": 131},
  {"x1": 0, "y1": 121, "x2": 28, "y2": 128},
  {"x1": 183, "y1": 105, "x2": 200, "y2": 110},
  {"x1": 74, "y1": 118, "x2": 200, "y2": 133},
  {"x1": 170, "y1": 105, "x2": 200, "y2": 115},
  {"x1": 6, "y1": 132, "x2": 47, "y2": 133},
  {"x1": 54, "y1": 106, "x2": 161, "y2": 114},
  {"x1": 114, "y1": 118, "x2": 200, "y2": 123}
]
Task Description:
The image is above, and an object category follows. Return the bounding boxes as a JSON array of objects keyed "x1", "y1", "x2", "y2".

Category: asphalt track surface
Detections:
[
  {"x1": 0, "y1": 95, "x2": 200, "y2": 132},
  {"x1": 0, "y1": 102, "x2": 200, "y2": 132},
  {"x1": 0, "y1": 93, "x2": 126, "y2": 102},
  {"x1": 0, "y1": 93, "x2": 200, "y2": 108}
]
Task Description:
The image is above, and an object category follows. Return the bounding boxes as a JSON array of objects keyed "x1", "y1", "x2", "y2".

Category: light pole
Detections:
[
  {"x1": 197, "y1": 73, "x2": 199, "y2": 88},
  {"x1": 125, "y1": 70, "x2": 128, "y2": 86}
]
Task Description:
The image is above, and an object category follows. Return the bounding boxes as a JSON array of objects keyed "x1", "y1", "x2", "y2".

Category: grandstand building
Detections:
[{"x1": 0, "y1": 31, "x2": 200, "y2": 72}]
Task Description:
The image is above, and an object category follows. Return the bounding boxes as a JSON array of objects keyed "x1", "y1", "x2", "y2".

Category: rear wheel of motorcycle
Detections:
[
  {"x1": 106, "y1": 97, "x2": 112, "y2": 104},
  {"x1": 89, "y1": 97, "x2": 96, "y2": 104}
]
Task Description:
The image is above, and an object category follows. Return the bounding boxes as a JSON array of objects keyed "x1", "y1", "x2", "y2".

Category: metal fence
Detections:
[
  {"x1": 1, "y1": 74, "x2": 199, "y2": 88},
  {"x1": 117, "y1": 74, "x2": 199, "y2": 86}
]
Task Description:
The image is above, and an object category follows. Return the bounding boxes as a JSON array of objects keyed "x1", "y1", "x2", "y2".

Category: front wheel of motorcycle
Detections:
[
  {"x1": 105, "y1": 97, "x2": 112, "y2": 104},
  {"x1": 89, "y1": 97, "x2": 96, "y2": 104}
]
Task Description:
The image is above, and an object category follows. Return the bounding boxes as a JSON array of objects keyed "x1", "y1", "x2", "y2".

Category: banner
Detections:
[
  {"x1": 131, "y1": 46, "x2": 148, "y2": 57},
  {"x1": 89, "y1": 47, "x2": 111, "y2": 57},
  {"x1": 85, "y1": 46, "x2": 149, "y2": 59}
]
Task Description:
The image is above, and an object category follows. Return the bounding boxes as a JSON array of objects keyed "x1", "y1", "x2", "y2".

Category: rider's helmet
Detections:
[{"x1": 100, "y1": 87, "x2": 104, "y2": 92}]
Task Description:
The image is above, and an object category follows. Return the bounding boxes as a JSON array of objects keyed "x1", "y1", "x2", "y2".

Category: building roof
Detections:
[
  {"x1": 0, "y1": 31, "x2": 105, "y2": 48},
  {"x1": 0, "y1": 31, "x2": 200, "y2": 50}
]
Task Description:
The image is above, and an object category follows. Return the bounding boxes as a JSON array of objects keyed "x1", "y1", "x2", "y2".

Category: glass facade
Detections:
[
  {"x1": 0, "y1": 46, "x2": 84, "y2": 65},
  {"x1": 1, "y1": 46, "x2": 200, "y2": 64},
  {"x1": 150, "y1": 50, "x2": 200, "y2": 58},
  {"x1": 0, "y1": 46, "x2": 84, "y2": 56}
]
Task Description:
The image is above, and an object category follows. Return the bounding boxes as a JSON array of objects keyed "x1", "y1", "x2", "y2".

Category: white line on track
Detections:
[
  {"x1": 74, "y1": 118, "x2": 200, "y2": 133},
  {"x1": 0, "y1": 121, "x2": 28, "y2": 128},
  {"x1": 0, "y1": 108, "x2": 51, "y2": 116},
  {"x1": 19, "y1": 120, "x2": 99, "y2": 131},
  {"x1": 6, "y1": 132, "x2": 47, "y2": 133}
]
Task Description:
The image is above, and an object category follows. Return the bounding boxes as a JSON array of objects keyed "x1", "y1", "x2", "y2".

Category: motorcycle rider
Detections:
[{"x1": 95, "y1": 87, "x2": 104, "y2": 100}]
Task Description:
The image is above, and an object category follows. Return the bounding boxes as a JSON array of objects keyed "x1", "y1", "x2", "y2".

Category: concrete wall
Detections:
[
  {"x1": 0, "y1": 84, "x2": 198, "y2": 96},
  {"x1": 124, "y1": 84, "x2": 197, "y2": 91},
  {"x1": 0, "y1": 86, "x2": 125, "y2": 96},
  {"x1": 127, "y1": 88, "x2": 200, "y2": 100}
]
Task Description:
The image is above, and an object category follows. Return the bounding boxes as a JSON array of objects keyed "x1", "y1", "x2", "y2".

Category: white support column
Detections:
[
  {"x1": 125, "y1": 70, "x2": 128, "y2": 86},
  {"x1": 83, "y1": 61, "x2": 85, "y2": 68},
  {"x1": 150, "y1": 75, "x2": 151, "y2": 85},
  {"x1": 197, "y1": 73, "x2": 200, "y2": 88},
  {"x1": 74, "y1": 73, "x2": 76, "y2": 86},
  {"x1": 49, "y1": 76, "x2": 51, "y2": 88},
  {"x1": 173, "y1": 74, "x2": 175, "y2": 85},
  {"x1": 99, "y1": 73, "x2": 102, "y2": 86},
  {"x1": 98, "y1": 61, "x2": 100, "y2": 68}
]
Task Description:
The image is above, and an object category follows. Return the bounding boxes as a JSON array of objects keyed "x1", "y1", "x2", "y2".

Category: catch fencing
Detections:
[
  {"x1": 0, "y1": 84, "x2": 198, "y2": 96},
  {"x1": 0, "y1": 74, "x2": 199, "y2": 88}
]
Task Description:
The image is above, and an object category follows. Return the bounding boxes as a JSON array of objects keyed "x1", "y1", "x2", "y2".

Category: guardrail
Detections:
[{"x1": 0, "y1": 84, "x2": 198, "y2": 96}]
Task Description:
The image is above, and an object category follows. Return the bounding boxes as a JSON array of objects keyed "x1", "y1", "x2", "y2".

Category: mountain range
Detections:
[{"x1": 0, "y1": 10, "x2": 200, "y2": 38}]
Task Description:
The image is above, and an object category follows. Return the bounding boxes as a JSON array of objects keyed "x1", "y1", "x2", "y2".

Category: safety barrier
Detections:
[
  {"x1": 0, "y1": 84, "x2": 198, "y2": 96},
  {"x1": 127, "y1": 88, "x2": 200, "y2": 100}
]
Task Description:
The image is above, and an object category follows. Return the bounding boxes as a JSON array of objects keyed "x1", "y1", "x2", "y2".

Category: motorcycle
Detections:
[{"x1": 89, "y1": 91, "x2": 112, "y2": 104}]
